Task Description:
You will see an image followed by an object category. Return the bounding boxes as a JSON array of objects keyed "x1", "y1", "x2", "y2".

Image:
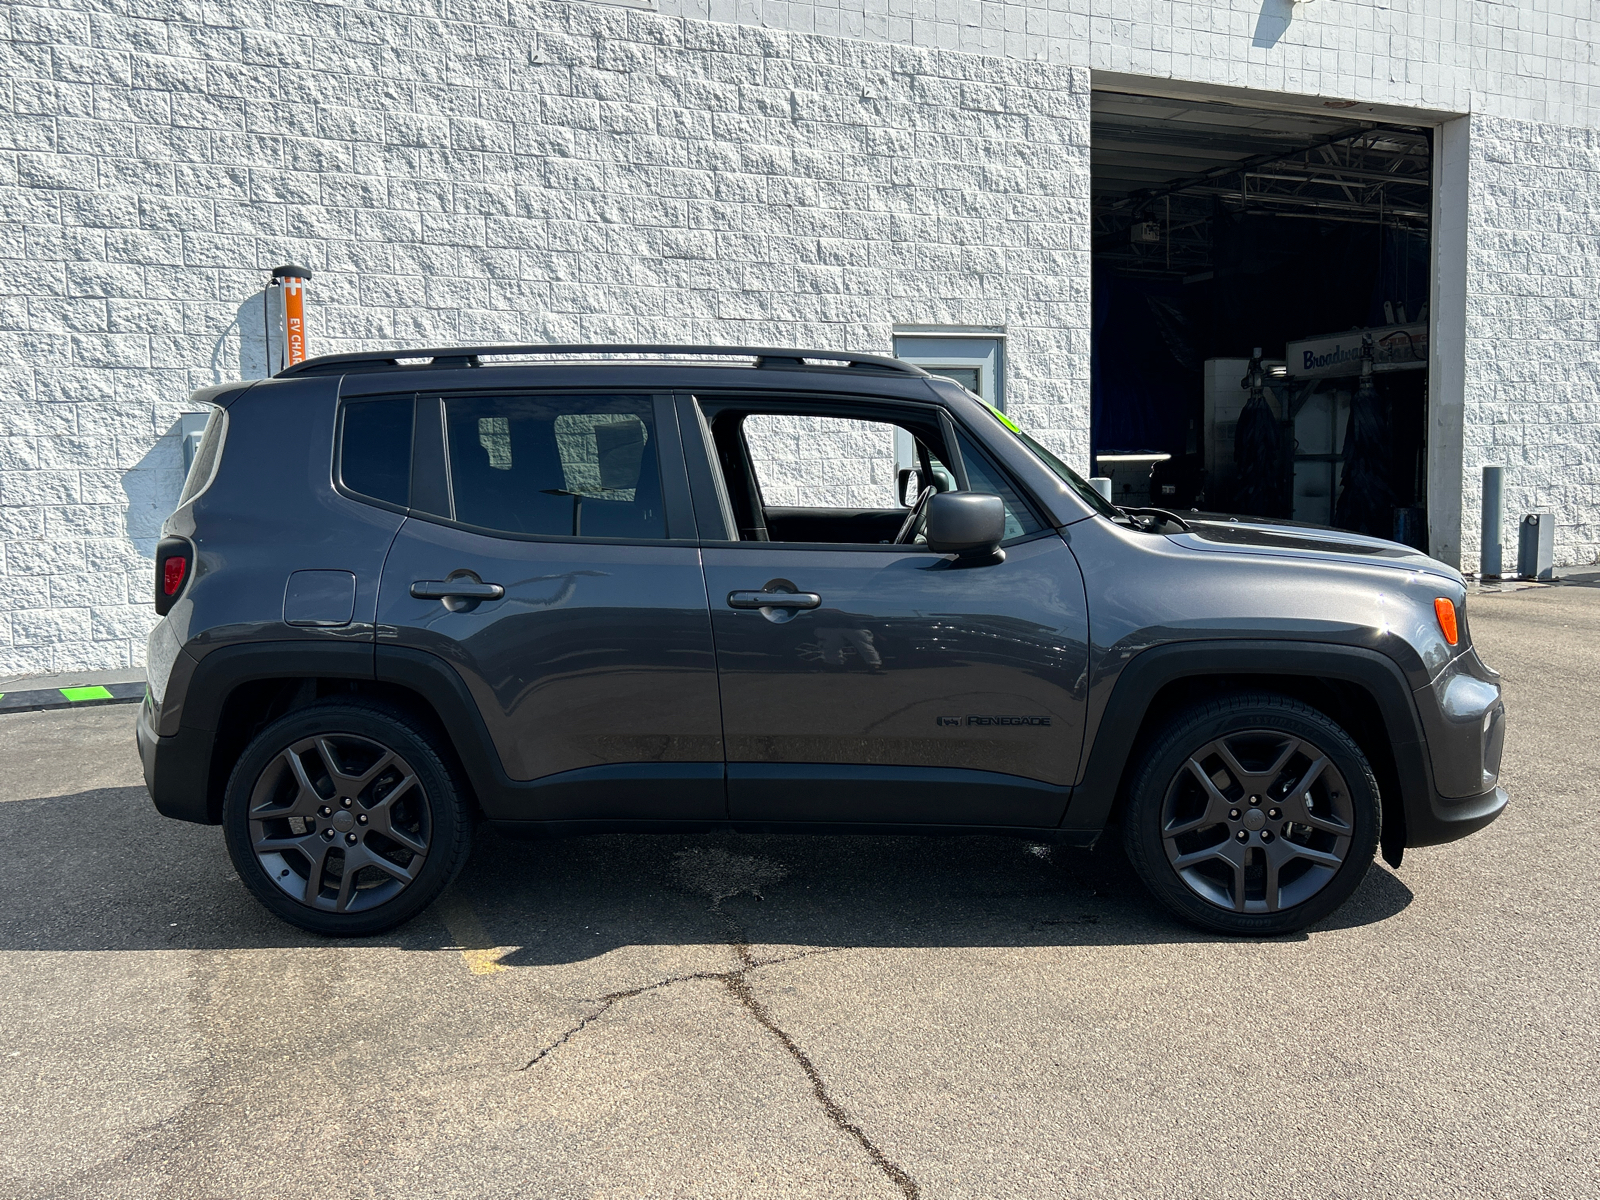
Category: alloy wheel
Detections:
[
  {"x1": 247, "y1": 733, "x2": 431, "y2": 914},
  {"x1": 1160, "y1": 729, "x2": 1354, "y2": 914}
]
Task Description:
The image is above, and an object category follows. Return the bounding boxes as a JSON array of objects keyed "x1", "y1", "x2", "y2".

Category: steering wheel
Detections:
[{"x1": 894, "y1": 485, "x2": 937, "y2": 545}]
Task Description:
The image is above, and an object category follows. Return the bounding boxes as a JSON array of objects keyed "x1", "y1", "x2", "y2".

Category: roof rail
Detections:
[{"x1": 276, "y1": 343, "x2": 929, "y2": 379}]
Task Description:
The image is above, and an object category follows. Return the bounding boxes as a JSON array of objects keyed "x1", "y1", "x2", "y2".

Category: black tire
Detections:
[
  {"x1": 222, "y1": 700, "x2": 473, "y2": 936},
  {"x1": 1122, "y1": 693, "x2": 1381, "y2": 936}
]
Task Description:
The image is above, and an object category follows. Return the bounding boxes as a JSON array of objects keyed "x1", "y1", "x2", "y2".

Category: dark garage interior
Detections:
[{"x1": 1090, "y1": 90, "x2": 1433, "y2": 544}]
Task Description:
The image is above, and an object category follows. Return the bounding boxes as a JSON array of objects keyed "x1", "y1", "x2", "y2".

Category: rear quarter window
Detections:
[
  {"x1": 177, "y1": 407, "x2": 227, "y2": 506},
  {"x1": 340, "y1": 398, "x2": 414, "y2": 507}
]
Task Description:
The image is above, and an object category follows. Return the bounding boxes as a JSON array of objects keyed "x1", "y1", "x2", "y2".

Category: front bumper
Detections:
[
  {"x1": 1403, "y1": 646, "x2": 1508, "y2": 848},
  {"x1": 1405, "y1": 781, "x2": 1509, "y2": 848},
  {"x1": 1413, "y1": 647, "x2": 1507, "y2": 796}
]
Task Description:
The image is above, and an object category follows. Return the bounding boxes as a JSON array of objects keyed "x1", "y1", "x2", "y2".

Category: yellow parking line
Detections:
[{"x1": 437, "y1": 894, "x2": 509, "y2": 975}]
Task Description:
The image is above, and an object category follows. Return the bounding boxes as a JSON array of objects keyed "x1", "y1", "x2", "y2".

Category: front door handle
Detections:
[
  {"x1": 727, "y1": 590, "x2": 820, "y2": 610},
  {"x1": 411, "y1": 580, "x2": 505, "y2": 601}
]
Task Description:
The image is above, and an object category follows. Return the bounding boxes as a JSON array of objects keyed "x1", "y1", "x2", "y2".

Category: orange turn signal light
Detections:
[{"x1": 1434, "y1": 597, "x2": 1459, "y2": 646}]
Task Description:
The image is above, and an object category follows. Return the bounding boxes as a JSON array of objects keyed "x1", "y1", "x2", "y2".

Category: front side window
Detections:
[
  {"x1": 704, "y1": 403, "x2": 1041, "y2": 547},
  {"x1": 443, "y1": 394, "x2": 665, "y2": 539},
  {"x1": 741, "y1": 413, "x2": 901, "y2": 510}
]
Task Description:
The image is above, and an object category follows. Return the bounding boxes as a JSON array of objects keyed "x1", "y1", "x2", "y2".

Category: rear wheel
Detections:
[
  {"x1": 222, "y1": 701, "x2": 473, "y2": 936},
  {"x1": 1122, "y1": 694, "x2": 1380, "y2": 936}
]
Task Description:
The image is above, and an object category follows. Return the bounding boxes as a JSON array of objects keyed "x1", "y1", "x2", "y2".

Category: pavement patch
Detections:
[{"x1": 672, "y1": 846, "x2": 789, "y2": 907}]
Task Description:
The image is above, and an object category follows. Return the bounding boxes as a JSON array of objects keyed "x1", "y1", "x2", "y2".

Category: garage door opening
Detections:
[{"x1": 1091, "y1": 89, "x2": 1433, "y2": 545}]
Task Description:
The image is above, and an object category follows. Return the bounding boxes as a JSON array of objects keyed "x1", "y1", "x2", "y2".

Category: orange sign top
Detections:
[{"x1": 282, "y1": 275, "x2": 307, "y2": 366}]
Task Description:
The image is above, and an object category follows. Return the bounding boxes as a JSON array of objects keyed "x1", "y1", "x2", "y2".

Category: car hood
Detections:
[{"x1": 1171, "y1": 515, "x2": 1465, "y2": 585}]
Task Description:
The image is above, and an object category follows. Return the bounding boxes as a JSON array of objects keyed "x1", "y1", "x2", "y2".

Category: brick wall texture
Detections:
[
  {"x1": 1, "y1": 0, "x2": 1598, "y2": 675},
  {"x1": 0, "y1": 0, "x2": 1091, "y2": 675},
  {"x1": 1461, "y1": 115, "x2": 1600, "y2": 571}
]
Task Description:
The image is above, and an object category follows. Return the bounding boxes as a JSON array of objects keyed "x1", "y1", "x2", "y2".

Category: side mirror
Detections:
[
  {"x1": 925, "y1": 492, "x2": 1005, "y2": 560},
  {"x1": 896, "y1": 467, "x2": 921, "y2": 507}
]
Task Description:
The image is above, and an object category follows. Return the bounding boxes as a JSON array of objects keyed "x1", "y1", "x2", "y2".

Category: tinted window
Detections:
[
  {"x1": 954, "y1": 428, "x2": 1044, "y2": 541},
  {"x1": 444, "y1": 394, "x2": 665, "y2": 539},
  {"x1": 341, "y1": 399, "x2": 413, "y2": 507}
]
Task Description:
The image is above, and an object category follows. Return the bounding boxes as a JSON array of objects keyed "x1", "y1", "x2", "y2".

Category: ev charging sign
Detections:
[
  {"x1": 268, "y1": 264, "x2": 312, "y2": 374},
  {"x1": 282, "y1": 274, "x2": 307, "y2": 366}
]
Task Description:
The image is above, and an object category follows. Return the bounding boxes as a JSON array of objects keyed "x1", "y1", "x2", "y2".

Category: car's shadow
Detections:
[{"x1": 0, "y1": 787, "x2": 1414, "y2": 958}]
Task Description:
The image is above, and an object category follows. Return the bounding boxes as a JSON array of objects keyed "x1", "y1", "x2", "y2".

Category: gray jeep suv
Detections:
[{"x1": 137, "y1": 344, "x2": 1508, "y2": 937}]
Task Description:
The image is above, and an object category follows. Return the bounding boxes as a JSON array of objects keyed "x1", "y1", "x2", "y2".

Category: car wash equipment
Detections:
[
  {"x1": 1517, "y1": 511, "x2": 1553, "y2": 581},
  {"x1": 1232, "y1": 348, "x2": 1289, "y2": 518},
  {"x1": 266, "y1": 264, "x2": 313, "y2": 374},
  {"x1": 1334, "y1": 334, "x2": 1397, "y2": 537}
]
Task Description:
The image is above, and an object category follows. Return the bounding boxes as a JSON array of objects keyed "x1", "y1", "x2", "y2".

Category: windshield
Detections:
[{"x1": 979, "y1": 403, "x2": 1121, "y2": 519}]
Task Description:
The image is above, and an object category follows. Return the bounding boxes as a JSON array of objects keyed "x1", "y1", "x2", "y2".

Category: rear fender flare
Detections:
[
  {"x1": 154, "y1": 641, "x2": 517, "y2": 824},
  {"x1": 149, "y1": 641, "x2": 376, "y2": 825}
]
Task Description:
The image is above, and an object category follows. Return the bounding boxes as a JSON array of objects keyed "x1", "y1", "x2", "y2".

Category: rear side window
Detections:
[
  {"x1": 443, "y1": 394, "x2": 665, "y2": 540},
  {"x1": 340, "y1": 398, "x2": 414, "y2": 507}
]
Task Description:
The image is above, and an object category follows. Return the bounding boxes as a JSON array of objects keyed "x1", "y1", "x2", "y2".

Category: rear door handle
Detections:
[
  {"x1": 411, "y1": 580, "x2": 505, "y2": 601},
  {"x1": 727, "y1": 590, "x2": 820, "y2": 610}
]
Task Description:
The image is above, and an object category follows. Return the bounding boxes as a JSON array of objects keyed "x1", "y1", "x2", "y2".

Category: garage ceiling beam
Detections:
[{"x1": 1109, "y1": 123, "x2": 1388, "y2": 215}]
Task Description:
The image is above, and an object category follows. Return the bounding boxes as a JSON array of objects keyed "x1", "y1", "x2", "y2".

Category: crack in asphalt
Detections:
[
  {"x1": 517, "y1": 966, "x2": 729, "y2": 1070},
  {"x1": 517, "y1": 945, "x2": 836, "y2": 1071},
  {"x1": 520, "y1": 941, "x2": 920, "y2": 1200},
  {"x1": 723, "y1": 942, "x2": 920, "y2": 1199}
]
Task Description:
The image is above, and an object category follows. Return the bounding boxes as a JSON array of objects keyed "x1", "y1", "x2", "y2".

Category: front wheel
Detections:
[
  {"x1": 1122, "y1": 694, "x2": 1381, "y2": 936},
  {"x1": 222, "y1": 701, "x2": 473, "y2": 936}
]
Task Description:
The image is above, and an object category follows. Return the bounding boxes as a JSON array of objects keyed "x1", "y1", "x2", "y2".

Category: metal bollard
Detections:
[
  {"x1": 1090, "y1": 477, "x2": 1112, "y2": 502},
  {"x1": 1480, "y1": 465, "x2": 1504, "y2": 579}
]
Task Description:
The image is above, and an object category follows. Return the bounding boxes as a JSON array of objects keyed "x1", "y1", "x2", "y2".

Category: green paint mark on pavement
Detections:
[{"x1": 60, "y1": 686, "x2": 113, "y2": 702}]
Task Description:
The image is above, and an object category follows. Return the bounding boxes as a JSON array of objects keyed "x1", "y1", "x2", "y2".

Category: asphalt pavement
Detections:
[{"x1": 1, "y1": 584, "x2": 1596, "y2": 1199}]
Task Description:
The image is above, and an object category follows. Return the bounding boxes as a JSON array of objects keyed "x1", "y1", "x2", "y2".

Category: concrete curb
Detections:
[{"x1": 0, "y1": 681, "x2": 145, "y2": 715}]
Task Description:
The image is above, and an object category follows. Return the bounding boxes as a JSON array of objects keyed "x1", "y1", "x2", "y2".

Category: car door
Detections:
[
  {"x1": 683, "y1": 393, "x2": 1090, "y2": 827},
  {"x1": 375, "y1": 388, "x2": 723, "y2": 821}
]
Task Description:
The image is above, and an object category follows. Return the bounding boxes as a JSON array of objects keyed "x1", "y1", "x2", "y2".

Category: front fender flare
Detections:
[{"x1": 1062, "y1": 640, "x2": 1432, "y2": 862}]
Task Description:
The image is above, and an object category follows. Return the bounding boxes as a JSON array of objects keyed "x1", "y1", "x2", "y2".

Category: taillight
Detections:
[
  {"x1": 1434, "y1": 597, "x2": 1459, "y2": 646},
  {"x1": 154, "y1": 537, "x2": 193, "y2": 615}
]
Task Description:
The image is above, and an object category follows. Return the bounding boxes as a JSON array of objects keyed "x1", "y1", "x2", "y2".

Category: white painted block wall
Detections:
[
  {"x1": 1460, "y1": 114, "x2": 1600, "y2": 572},
  {"x1": 3, "y1": 0, "x2": 1599, "y2": 675},
  {"x1": 664, "y1": 1, "x2": 1600, "y2": 569},
  {"x1": 0, "y1": 0, "x2": 1091, "y2": 675}
]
